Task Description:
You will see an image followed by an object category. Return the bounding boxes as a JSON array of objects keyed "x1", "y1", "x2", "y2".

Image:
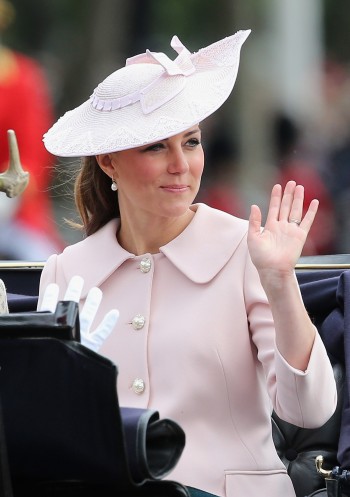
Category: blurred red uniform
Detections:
[{"x1": 0, "y1": 49, "x2": 65, "y2": 259}]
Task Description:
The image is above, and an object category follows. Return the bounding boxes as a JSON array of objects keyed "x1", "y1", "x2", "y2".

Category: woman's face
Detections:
[{"x1": 98, "y1": 125, "x2": 204, "y2": 221}]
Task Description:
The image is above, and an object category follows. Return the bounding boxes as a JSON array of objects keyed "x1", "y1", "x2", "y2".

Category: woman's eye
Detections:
[
  {"x1": 186, "y1": 138, "x2": 201, "y2": 147},
  {"x1": 144, "y1": 143, "x2": 164, "y2": 152}
]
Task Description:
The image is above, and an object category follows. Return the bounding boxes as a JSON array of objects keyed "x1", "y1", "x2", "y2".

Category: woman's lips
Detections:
[{"x1": 160, "y1": 185, "x2": 189, "y2": 193}]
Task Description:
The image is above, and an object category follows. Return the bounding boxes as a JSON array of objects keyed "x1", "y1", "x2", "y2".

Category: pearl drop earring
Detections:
[{"x1": 111, "y1": 178, "x2": 118, "y2": 191}]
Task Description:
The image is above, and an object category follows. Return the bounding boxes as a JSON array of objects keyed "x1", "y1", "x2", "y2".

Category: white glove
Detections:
[
  {"x1": 40, "y1": 275, "x2": 119, "y2": 353},
  {"x1": 0, "y1": 279, "x2": 8, "y2": 314}
]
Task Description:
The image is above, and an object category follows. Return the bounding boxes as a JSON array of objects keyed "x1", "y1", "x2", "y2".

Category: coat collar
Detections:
[
  {"x1": 61, "y1": 203, "x2": 248, "y2": 296},
  {"x1": 160, "y1": 203, "x2": 248, "y2": 283}
]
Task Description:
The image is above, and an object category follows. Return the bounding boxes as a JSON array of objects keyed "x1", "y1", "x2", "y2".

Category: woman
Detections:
[{"x1": 38, "y1": 31, "x2": 337, "y2": 497}]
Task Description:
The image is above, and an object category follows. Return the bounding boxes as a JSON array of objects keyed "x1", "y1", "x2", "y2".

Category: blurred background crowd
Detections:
[{"x1": 0, "y1": 0, "x2": 349, "y2": 260}]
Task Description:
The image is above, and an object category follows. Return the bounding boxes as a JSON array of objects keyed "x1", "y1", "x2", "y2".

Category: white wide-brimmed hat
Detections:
[{"x1": 43, "y1": 30, "x2": 251, "y2": 157}]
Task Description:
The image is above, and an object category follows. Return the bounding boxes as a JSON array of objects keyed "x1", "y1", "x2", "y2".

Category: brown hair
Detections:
[{"x1": 74, "y1": 156, "x2": 120, "y2": 236}]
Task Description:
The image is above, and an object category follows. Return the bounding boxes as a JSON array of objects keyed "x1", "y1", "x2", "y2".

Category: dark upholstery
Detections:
[{"x1": 0, "y1": 334, "x2": 188, "y2": 497}]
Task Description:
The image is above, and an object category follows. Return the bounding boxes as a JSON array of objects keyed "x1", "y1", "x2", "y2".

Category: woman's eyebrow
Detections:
[{"x1": 184, "y1": 129, "x2": 201, "y2": 137}]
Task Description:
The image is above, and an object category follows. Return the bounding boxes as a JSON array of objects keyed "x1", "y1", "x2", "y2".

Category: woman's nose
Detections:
[{"x1": 167, "y1": 149, "x2": 189, "y2": 174}]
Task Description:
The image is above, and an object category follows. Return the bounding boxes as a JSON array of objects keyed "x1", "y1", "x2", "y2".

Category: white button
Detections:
[
  {"x1": 132, "y1": 378, "x2": 145, "y2": 394},
  {"x1": 140, "y1": 258, "x2": 151, "y2": 273},
  {"x1": 131, "y1": 314, "x2": 146, "y2": 330}
]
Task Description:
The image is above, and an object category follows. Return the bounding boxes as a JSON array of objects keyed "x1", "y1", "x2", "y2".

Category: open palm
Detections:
[{"x1": 247, "y1": 181, "x2": 319, "y2": 274}]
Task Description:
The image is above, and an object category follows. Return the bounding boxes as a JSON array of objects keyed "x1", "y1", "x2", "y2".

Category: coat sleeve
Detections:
[{"x1": 243, "y1": 251, "x2": 337, "y2": 429}]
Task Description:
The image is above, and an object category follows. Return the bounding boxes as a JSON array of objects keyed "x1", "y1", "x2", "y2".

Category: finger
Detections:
[
  {"x1": 63, "y1": 275, "x2": 84, "y2": 302},
  {"x1": 264, "y1": 184, "x2": 283, "y2": 224},
  {"x1": 82, "y1": 309, "x2": 120, "y2": 352},
  {"x1": 300, "y1": 198, "x2": 319, "y2": 232},
  {"x1": 278, "y1": 181, "x2": 298, "y2": 221},
  {"x1": 40, "y1": 283, "x2": 59, "y2": 312},
  {"x1": 79, "y1": 287, "x2": 103, "y2": 335},
  {"x1": 91, "y1": 309, "x2": 120, "y2": 342},
  {"x1": 248, "y1": 204, "x2": 262, "y2": 236},
  {"x1": 287, "y1": 184, "x2": 304, "y2": 223}
]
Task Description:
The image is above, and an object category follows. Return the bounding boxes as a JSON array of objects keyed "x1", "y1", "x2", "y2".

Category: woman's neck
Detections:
[{"x1": 117, "y1": 208, "x2": 195, "y2": 255}]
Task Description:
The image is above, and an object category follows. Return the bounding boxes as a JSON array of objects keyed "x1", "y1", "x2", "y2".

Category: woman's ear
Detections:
[{"x1": 95, "y1": 154, "x2": 114, "y2": 176}]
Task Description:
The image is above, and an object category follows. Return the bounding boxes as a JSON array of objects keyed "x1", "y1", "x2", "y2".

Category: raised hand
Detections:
[
  {"x1": 247, "y1": 181, "x2": 319, "y2": 275},
  {"x1": 40, "y1": 275, "x2": 119, "y2": 353}
]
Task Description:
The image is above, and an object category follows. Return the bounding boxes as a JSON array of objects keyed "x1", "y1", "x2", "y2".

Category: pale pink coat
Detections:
[{"x1": 38, "y1": 203, "x2": 337, "y2": 497}]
